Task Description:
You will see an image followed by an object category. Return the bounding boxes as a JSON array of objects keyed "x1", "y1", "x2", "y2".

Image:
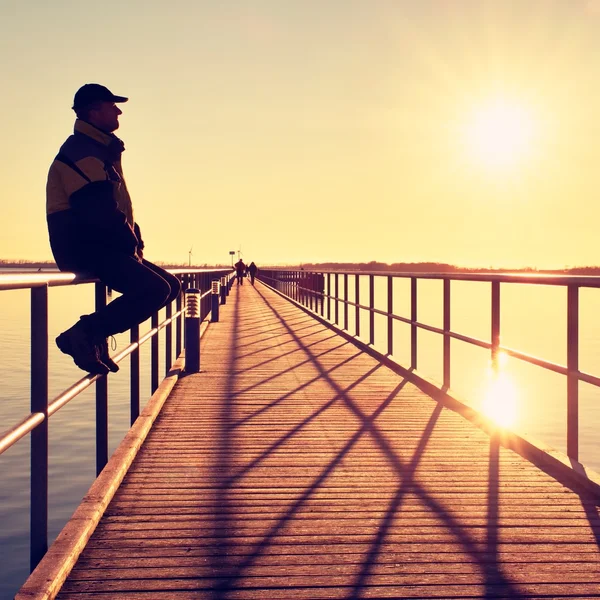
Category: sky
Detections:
[{"x1": 2, "y1": 0, "x2": 600, "y2": 268}]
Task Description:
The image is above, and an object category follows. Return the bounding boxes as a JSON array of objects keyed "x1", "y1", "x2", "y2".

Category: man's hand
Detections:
[{"x1": 137, "y1": 248, "x2": 144, "y2": 261}]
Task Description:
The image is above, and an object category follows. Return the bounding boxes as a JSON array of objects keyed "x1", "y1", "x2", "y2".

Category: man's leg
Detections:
[
  {"x1": 92, "y1": 259, "x2": 180, "y2": 372},
  {"x1": 142, "y1": 259, "x2": 181, "y2": 307},
  {"x1": 82, "y1": 253, "x2": 172, "y2": 336},
  {"x1": 56, "y1": 253, "x2": 173, "y2": 375}
]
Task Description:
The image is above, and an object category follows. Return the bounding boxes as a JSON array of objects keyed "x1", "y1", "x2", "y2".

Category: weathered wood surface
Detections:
[{"x1": 57, "y1": 282, "x2": 600, "y2": 599}]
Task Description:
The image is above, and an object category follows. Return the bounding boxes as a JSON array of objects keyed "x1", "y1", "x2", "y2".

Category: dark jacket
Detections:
[
  {"x1": 46, "y1": 119, "x2": 143, "y2": 271},
  {"x1": 234, "y1": 260, "x2": 246, "y2": 275}
]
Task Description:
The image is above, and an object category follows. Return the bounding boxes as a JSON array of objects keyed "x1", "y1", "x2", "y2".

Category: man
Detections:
[
  {"x1": 234, "y1": 259, "x2": 246, "y2": 285},
  {"x1": 46, "y1": 83, "x2": 180, "y2": 374},
  {"x1": 247, "y1": 261, "x2": 258, "y2": 286}
]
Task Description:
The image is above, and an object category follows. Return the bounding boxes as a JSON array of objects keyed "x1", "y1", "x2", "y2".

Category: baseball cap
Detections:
[{"x1": 72, "y1": 84, "x2": 128, "y2": 110}]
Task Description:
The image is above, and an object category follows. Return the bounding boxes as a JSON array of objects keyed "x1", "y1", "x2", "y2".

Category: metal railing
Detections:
[
  {"x1": 260, "y1": 269, "x2": 600, "y2": 464},
  {"x1": 0, "y1": 268, "x2": 233, "y2": 572}
]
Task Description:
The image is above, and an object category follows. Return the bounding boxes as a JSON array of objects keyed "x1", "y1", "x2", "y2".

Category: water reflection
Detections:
[{"x1": 480, "y1": 352, "x2": 519, "y2": 428}]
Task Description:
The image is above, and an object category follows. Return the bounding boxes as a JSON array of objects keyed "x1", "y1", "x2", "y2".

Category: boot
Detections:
[
  {"x1": 97, "y1": 337, "x2": 120, "y2": 373},
  {"x1": 56, "y1": 321, "x2": 109, "y2": 375}
]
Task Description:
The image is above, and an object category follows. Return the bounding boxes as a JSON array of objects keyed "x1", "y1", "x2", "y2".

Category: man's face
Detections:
[{"x1": 88, "y1": 102, "x2": 122, "y2": 133}]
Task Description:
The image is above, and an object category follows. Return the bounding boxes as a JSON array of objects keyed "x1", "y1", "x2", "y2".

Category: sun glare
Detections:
[
  {"x1": 480, "y1": 353, "x2": 519, "y2": 428},
  {"x1": 463, "y1": 98, "x2": 535, "y2": 169}
]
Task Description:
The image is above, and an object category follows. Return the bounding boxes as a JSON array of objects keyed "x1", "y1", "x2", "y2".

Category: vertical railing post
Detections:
[
  {"x1": 387, "y1": 275, "x2": 393, "y2": 356},
  {"x1": 443, "y1": 279, "x2": 451, "y2": 389},
  {"x1": 95, "y1": 282, "x2": 108, "y2": 475},
  {"x1": 165, "y1": 301, "x2": 172, "y2": 374},
  {"x1": 344, "y1": 274, "x2": 349, "y2": 330},
  {"x1": 491, "y1": 281, "x2": 500, "y2": 371},
  {"x1": 304, "y1": 273, "x2": 308, "y2": 307},
  {"x1": 369, "y1": 274, "x2": 375, "y2": 346},
  {"x1": 220, "y1": 276, "x2": 227, "y2": 305},
  {"x1": 327, "y1": 273, "x2": 331, "y2": 321},
  {"x1": 176, "y1": 288, "x2": 183, "y2": 358},
  {"x1": 334, "y1": 274, "x2": 339, "y2": 325},
  {"x1": 304, "y1": 272, "x2": 308, "y2": 307},
  {"x1": 567, "y1": 284, "x2": 579, "y2": 460},
  {"x1": 130, "y1": 323, "x2": 140, "y2": 425},
  {"x1": 355, "y1": 275, "x2": 360, "y2": 337},
  {"x1": 410, "y1": 277, "x2": 417, "y2": 369},
  {"x1": 151, "y1": 311, "x2": 159, "y2": 393},
  {"x1": 306, "y1": 273, "x2": 309, "y2": 307},
  {"x1": 30, "y1": 285, "x2": 48, "y2": 572},
  {"x1": 320, "y1": 273, "x2": 325, "y2": 317},
  {"x1": 199, "y1": 274, "x2": 206, "y2": 318}
]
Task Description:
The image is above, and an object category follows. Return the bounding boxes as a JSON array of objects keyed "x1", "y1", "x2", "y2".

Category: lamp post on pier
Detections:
[{"x1": 229, "y1": 251, "x2": 235, "y2": 268}]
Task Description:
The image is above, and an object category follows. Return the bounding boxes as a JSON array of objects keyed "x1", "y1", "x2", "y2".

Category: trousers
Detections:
[{"x1": 73, "y1": 252, "x2": 181, "y2": 337}]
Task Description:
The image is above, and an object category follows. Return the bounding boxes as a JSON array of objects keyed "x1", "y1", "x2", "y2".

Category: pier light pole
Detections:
[{"x1": 229, "y1": 250, "x2": 235, "y2": 267}]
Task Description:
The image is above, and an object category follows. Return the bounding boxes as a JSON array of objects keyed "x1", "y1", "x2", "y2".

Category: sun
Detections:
[{"x1": 463, "y1": 98, "x2": 535, "y2": 169}]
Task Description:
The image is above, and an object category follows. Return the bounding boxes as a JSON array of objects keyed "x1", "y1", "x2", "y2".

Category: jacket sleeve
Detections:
[
  {"x1": 69, "y1": 181, "x2": 138, "y2": 253},
  {"x1": 133, "y1": 222, "x2": 145, "y2": 250}
]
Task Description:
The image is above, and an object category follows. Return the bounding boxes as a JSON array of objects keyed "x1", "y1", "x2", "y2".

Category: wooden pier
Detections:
[{"x1": 19, "y1": 282, "x2": 600, "y2": 599}]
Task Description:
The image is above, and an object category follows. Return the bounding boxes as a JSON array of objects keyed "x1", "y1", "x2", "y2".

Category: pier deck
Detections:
[{"x1": 36, "y1": 283, "x2": 600, "y2": 598}]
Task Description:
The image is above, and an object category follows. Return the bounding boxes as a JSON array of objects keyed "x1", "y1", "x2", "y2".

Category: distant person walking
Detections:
[
  {"x1": 234, "y1": 259, "x2": 246, "y2": 285},
  {"x1": 46, "y1": 83, "x2": 180, "y2": 374},
  {"x1": 248, "y1": 261, "x2": 258, "y2": 286}
]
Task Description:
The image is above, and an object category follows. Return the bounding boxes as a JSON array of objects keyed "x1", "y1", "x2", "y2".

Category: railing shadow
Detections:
[
  {"x1": 208, "y1": 283, "x2": 241, "y2": 585},
  {"x1": 206, "y1": 283, "x2": 524, "y2": 598}
]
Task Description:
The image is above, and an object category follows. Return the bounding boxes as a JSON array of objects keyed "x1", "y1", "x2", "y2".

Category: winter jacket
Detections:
[{"x1": 46, "y1": 119, "x2": 143, "y2": 270}]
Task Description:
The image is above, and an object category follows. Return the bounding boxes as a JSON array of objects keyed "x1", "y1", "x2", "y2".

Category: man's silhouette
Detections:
[
  {"x1": 234, "y1": 259, "x2": 246, "y2": 285},
  {"x1": 247, "y1": 261, "x2": 258, "y2": 286}
]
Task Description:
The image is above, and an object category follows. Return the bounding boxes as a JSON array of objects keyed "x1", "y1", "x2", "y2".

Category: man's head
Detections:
[{"x1": 72, "y1": 83, "x2": 128, "y2": 132}]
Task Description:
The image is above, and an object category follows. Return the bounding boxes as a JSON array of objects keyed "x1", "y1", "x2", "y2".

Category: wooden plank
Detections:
[{"x1": 34, "y1": 282, "x2": 600, "y2": 599}]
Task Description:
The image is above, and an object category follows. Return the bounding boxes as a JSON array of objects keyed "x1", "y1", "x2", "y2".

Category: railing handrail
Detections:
[
  {"x1": 290, "y1": 280, "x2": 600, "y2": 384},
  {"x1": 0, "y1": 267, "x2": 230, "y2": 291},
  {"x1": 261, "y1": 268, "x2": 600, "y2": 288},
  {"x1": 0, "y1": 268, "x2": 227, "y2": 455},
  {"x1": 0, "y1": 267, "x2": 234, "y2": 576},
  {"x1": 260, "y1": 268, "x2": 594, "y2": 465}
]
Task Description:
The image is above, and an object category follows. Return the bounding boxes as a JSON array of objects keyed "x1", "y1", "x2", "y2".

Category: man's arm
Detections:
[
  {"x1": 134, "y1": 223, "x2": 144, "y2": 260},
  {"x1": 69, "y1": 180, "x2": 138, "y2": 253}
]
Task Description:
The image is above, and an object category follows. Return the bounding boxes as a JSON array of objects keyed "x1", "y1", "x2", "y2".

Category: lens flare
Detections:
[{"x1": 480, "y1": 353, "x2": 519, "y2": 428}]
